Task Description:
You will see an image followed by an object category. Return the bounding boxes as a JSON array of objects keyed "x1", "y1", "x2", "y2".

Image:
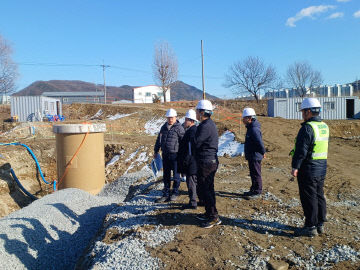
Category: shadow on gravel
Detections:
[
  {"x1": 0, "y1": 202, "x2": 117, "y2": 270},
  {"x1": 216, "y1": 190, "x2": 244, "y2": 198},
  {"x1": 152, "y1": 212, "x2": 296, "y2": 238}
]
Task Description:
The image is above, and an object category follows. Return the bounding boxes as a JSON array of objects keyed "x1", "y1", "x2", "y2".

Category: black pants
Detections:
[
  {"x1": 197, "y1": 160, "x2": 218, "y2": 219},
  {"x1": 186, "y1": 174, "x2": 198, "y2": 207},
  {"x1": 297, "y1": 172, "x2": 326, "y2": 227},
  {"x1": 248, "y1": 160, "x2": 262, "y2": 194},
  {"x1": 162, "y1": 154, "x2": 180, "y2": 197}
]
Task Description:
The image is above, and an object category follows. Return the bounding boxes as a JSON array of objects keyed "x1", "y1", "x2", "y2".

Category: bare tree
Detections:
[
  {"x1": 0, "y1": 35, "x2": 18, "y2": 95},
  {"x1": 153, "y1": 41, "x2": 178, "y2": 103},
  {"x1": 225, "y1": 56, "x2": 277, "y2": 102},
  {"x1": 286, "y1": 61, "x2": 323, "y2": 97}
]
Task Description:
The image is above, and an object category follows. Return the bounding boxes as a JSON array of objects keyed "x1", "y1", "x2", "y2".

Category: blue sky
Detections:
[{"x1": 1, "y1": 0, "x2": 359, "y2": 98}]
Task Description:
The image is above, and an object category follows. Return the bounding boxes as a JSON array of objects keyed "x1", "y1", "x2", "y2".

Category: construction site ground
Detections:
[{"x1": 0, "y1": 101, "x2": 359, "y2": 269}]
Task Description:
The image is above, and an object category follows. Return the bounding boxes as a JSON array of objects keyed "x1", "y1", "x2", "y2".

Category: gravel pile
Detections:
[
  {"x1": 99, "y1": 170, "x2": 153, "y2": 202},
  {"x1": 0, "y1": 168, "x2": 174, "y2": 270},
  {"x1": 0, "y1": 189, "x2": 118, "y2": 270},
  {"x1": 286, "y1": 244, "x2": 360, "y2": 269},
  {"x1": 78, "y1": 184, "x2": 180, "y2": 270}
]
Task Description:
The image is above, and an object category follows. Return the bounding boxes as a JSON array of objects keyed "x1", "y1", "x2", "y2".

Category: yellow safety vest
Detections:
[{"x1": 290, "y1": 121, "x2": 329, "y2": 160}]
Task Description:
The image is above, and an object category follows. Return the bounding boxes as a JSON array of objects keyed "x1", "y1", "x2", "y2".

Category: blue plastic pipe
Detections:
[
  {"x1": 9, "y1": 168, "x2": 38, "y2": 200},
  {"x1": 0, "y1": 142, "x2": 51, "y2": 184}
]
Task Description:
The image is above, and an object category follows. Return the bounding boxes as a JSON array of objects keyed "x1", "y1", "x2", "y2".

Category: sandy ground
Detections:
[{"x1": 0, "y1": 102, "x2": 359, "y2": 269}]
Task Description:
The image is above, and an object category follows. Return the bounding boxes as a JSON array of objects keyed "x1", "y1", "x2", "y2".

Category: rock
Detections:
[{"x1": 268, "y1": 259, "x2": 289, "y2": 270}]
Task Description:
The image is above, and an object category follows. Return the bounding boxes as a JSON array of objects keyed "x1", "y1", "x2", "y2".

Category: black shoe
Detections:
[
  {"x1": 196, "y1": 213, "x2": 209, "y2": 221},
  {"x1": 317, "y1": 224, "x2": 325, "y2": 234},
  {"x1": 242, "y1": 191, "x2": 261, "y2": 199},
  {"x1": 197, "y1": 201, "x2": 205, "y2": 206},
  {"x1": 201, "y1": 217, "x2": 222, "y2": 228},
  {"x1": 182, "y1": 204, "x2": 197, "y2": 210},
  {"x1": 248, "y1": 194, "x2": 261, "y2": 200},
  {"x1": 295, "y1": 226, "x2": 318, "y2": 237},
  {"x1": 242, "y1": 191, "x2": 254, "y2": 196},
  {"x1": 156, "y1": 196, "x2": 169, "y2": 203}
]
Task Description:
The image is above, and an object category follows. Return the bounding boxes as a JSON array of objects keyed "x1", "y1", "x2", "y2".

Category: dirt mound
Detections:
[{"x1": 0, "y1": 105, "x2": 10, "y2": 122}]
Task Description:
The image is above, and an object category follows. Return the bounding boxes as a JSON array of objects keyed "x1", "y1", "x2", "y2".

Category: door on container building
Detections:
[
  {"x1": 56, "y1": 101, "x2": 60, "y2": 115},
  {"x1": 346, "y1": 99, "x2": 354, "y2": 118},
  {"x1": 277, "y1": 100, "x2": 287, "y2": 118}
]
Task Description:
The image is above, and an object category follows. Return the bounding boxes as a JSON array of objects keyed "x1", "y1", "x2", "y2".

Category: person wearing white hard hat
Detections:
[
  {"x1": 193, "y1": 100, "x2": 221, "y2": 228},
  {"x1": 177, "y1": 109, "x2": 200, "y2": 209},
  {"x1": 290, "y1": 97, "x2": 329, "y2": 237},
  {"x1": 242, "y1": 107, "x2": 266, "y2": 199},
  {"x1": 154, "y1": 108, "x2": 185, "y2": 202}
]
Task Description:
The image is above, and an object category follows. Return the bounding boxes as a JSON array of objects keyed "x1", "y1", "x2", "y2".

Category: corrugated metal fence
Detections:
[{"x1": 268, "y1": 97, "x2": 360, "y2": 120}]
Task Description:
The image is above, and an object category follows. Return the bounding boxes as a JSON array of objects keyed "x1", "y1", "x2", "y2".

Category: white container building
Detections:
[
  {"x1": 11, "y1": 96, "x2": 62, "y2": 122},
  {"x1": 133, "y1": 85, "x2": 170, "y2": 103},
  {"x1": 268, "y1": 97, "x2": 360, "y2": 120}
]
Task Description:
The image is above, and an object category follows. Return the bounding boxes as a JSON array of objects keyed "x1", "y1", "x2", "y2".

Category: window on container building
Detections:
[
  {"x1": 323, "y1": 102, "x2": 335, "y2": 110},
  {"x1": 157, "y1": 92, "x2": 163, "y2": 96},
  {"x1": 295, "y1": 102, "x2": 302, "y2": 111},
  {"x1": 146, "y1": 92, "x2": 151, "y2": 97}
]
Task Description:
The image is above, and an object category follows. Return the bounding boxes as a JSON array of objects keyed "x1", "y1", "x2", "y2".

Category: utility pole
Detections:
[
  {"x1": 201, "y1": 40, "x2": 206, "y2": 100},
  {"x1": 101, "y1": 61, "x2": 110, "y2": 104}
]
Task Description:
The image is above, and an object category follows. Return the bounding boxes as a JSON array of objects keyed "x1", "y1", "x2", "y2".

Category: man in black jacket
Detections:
[
  {"x1": 242, "y1": 108, "x2": 266, "y2": 199},
  {"x1": 291, "y1": 98, "x2": 329, "y2": 237},
  {"x1": 178, "y1": 109, "x2": 199, "y2": 209},
  {"x1": 193, "y1": 100, "x2": 221, "y2": 229},
  {"x1": 154, "y1": 108, "x2": 185, "y2": 202}
]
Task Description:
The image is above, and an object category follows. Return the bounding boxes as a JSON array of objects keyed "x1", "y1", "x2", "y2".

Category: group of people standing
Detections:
[
  {"x1": 154, "y1": 99, "x2": 220, "y2": 228},
  {"x1": 153, "y1": 97, "x2": 329, "y2": 236}
]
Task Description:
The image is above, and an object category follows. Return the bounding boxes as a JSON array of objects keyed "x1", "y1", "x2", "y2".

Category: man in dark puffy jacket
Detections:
[
  {"x1": 242, "y1": 108, "x2": 266, "y2": 199},
  {"x1": 178, "y1": 109, "x2": 199, "y2": 209},
  {"x1": 291, "y1": 98, "x2": 329, "y2": 237},
  {"x1": 154, "y1": 108, "x2": 185, "y2": 202},
  {"x1": 193, "y1": 100, "x2": 221, "y2": 229}
]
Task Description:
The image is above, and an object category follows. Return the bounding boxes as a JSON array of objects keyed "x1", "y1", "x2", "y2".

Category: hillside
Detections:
[{"x1": 13, "y1": 80, "x2": 218, "y2": 101}]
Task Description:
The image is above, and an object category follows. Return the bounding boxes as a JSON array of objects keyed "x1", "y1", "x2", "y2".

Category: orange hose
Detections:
[{"x1": 56, "y1": 132, "x2": 89, "y2": 190}]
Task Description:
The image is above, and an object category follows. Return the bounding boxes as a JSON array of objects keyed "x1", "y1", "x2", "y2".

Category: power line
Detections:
[
  {"x1": 17, "y1": 61, "x2": 224, "y2": 81},
  {"x1": 18, "y1": 62, "x2": 99, "y2": 67}
]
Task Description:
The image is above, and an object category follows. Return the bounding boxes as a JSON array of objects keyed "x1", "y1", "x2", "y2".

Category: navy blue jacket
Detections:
[
  {"x1": 154, "y1": 120, "x2": 185, "y2": 157},
  {"x1": 292, "y1": 116, "x2": 327, "y2": 177},
  {"x1": 244, "y1": 119, "x2": 266, "y2": 161},
  {"x1": 192, "y1": 118, "x2": 218, "y2": 162},
  {"x1": 177, "y1": 125, "x2": 197, "y2": 175}
]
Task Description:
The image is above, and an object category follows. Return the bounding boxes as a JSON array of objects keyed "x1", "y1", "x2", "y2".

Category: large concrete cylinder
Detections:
[{"x1": 53, "y1": 123, "x2": 106, "y2": 195}]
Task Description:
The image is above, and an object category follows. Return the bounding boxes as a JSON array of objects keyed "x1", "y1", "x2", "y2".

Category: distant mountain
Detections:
[{"x1": 14, "y1": 80, "x2": 218, "y2": 101}]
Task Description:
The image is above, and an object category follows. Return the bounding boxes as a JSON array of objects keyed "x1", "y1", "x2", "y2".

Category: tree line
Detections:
[
  {"x1": 152, "y1": 42, "x2": 325, "y2": 103},
  {"x1": 224, "y1": 56, "x2": 324, "y2": 102}
]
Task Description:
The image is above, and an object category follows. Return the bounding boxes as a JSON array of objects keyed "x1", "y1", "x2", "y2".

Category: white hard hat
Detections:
[
  {"x1": 185, "y1": 109, "x2": 197, "y2": 121},
  {"x1": 242, "y1": 108, "x2": 256, "y2": 118},
  {"x1": 196, "y1": 99, "x2": 213, "y2": 111},
  {"x1": 165, "y1": 108, "x2": 177, "y2": 117},
  {"x1": 300, "y1": 98, "x2": 321, "y2": 110}
]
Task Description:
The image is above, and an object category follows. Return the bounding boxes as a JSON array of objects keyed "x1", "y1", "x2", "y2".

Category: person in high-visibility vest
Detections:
[{"x1": 291, "y1": 97, "x2": 329, "y2": 237}]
